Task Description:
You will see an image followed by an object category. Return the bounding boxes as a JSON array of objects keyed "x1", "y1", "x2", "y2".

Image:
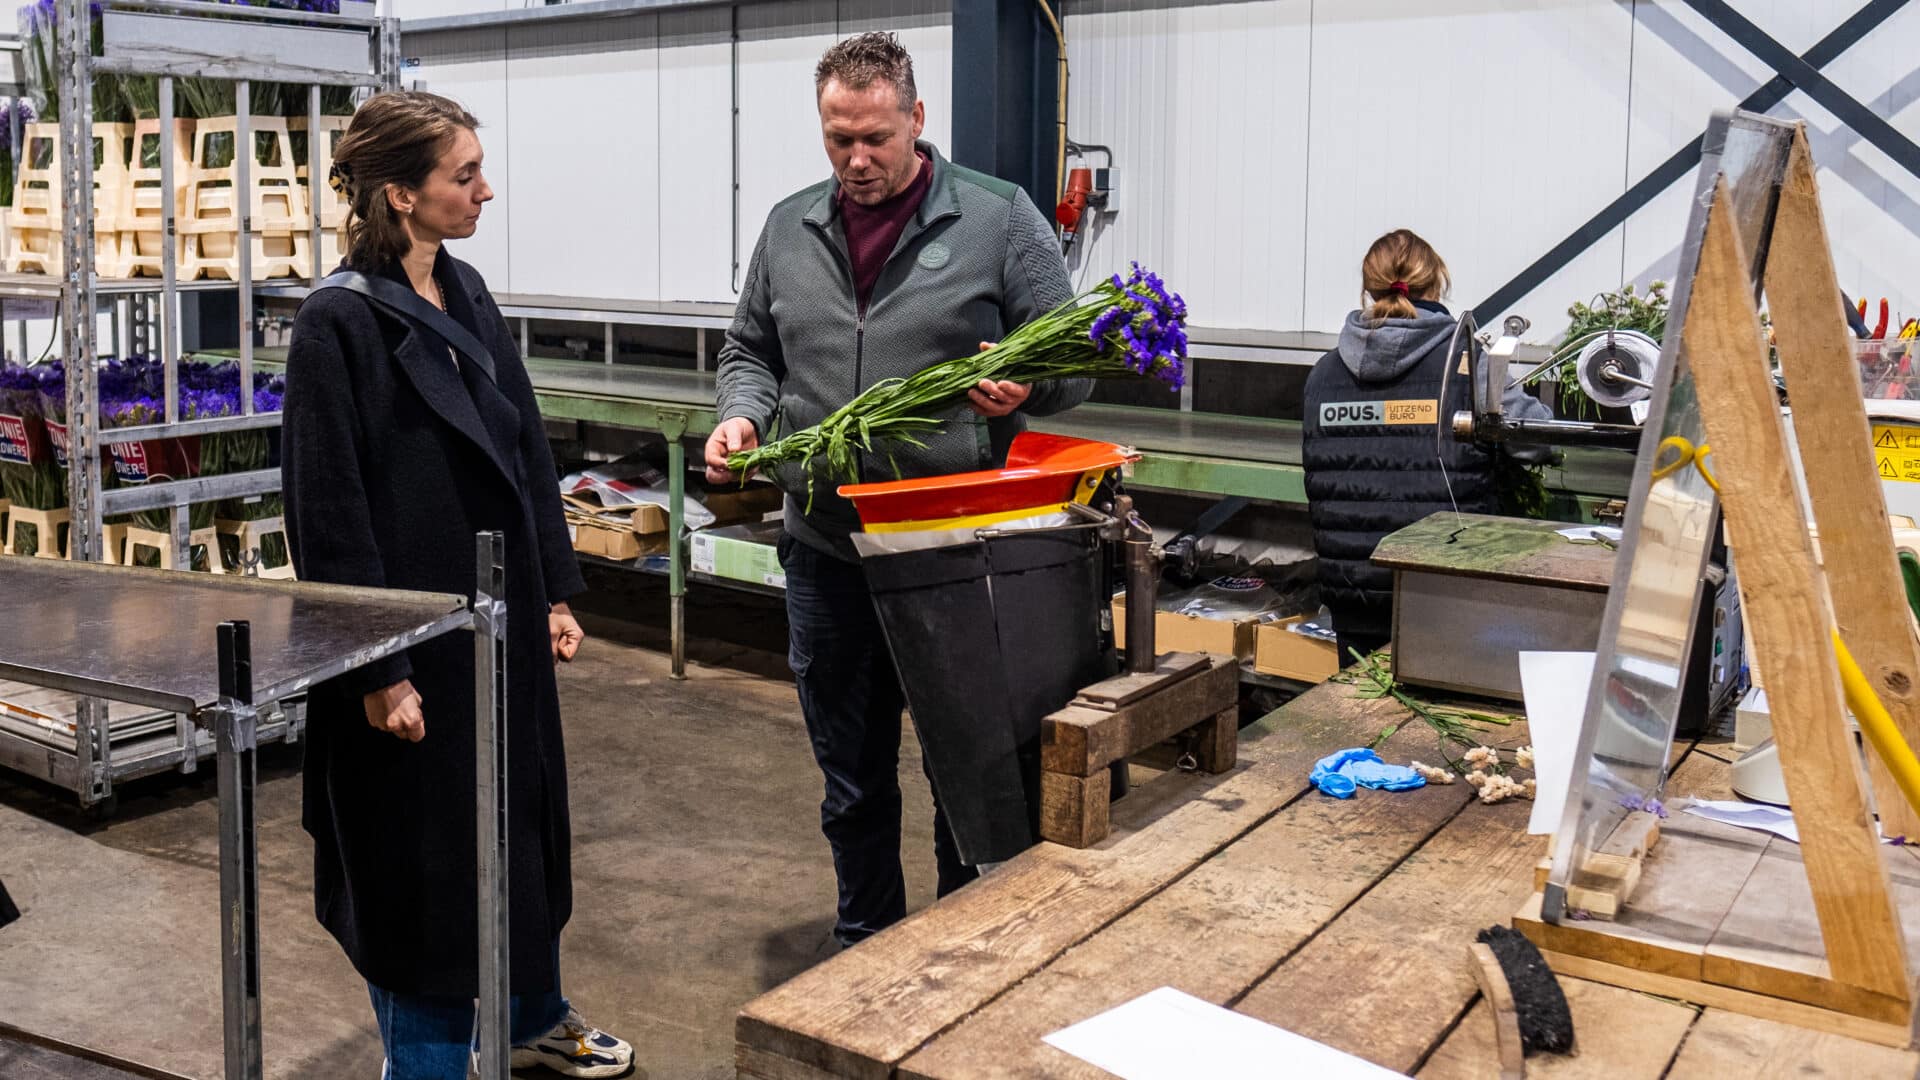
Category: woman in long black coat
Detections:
[{"x1": 283, "y1": 92, "x2": 632, "y2": 1080}]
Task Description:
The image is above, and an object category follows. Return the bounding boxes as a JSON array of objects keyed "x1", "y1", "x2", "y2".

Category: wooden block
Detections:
[
  {"x1": 1232, "y1": 796, "x2": 1548, "y2": 1074},
  {"x1": 1536, "y1": 948, "x2": 1913, "y2": 1049},
  {"x1": 1465, "y1": 943, "x2": 1525, "y2": 1080},
  {"x1": 1686, "y1": 177, "x2": 1911, "y2": 1004},
  {"x1": 735, "y1": 678, "x2": 1411, "y2": 1080},
  {"x1": 1419, "y1": 976, "x2": 1698, "y2": 1080},
  {"x1": 1041, "y1": 658, "x2": 1238, "y2": 777},
  {"x1": 1073, "y1": 651, "x2": 1208, "y2": 709},
  {"x1": 1766, "y1": 128, "x2": 1920, "y2": 845},
  {"x1": 897, "y1": 774, "x2": 1474, "y2": 1079},
  {"x1": 1038, "y1": 769, "x2": 1109, "y2": 848},
  {"x1": 1666, "y1": 1006, "x2": 1919, "y2": 1078},
  {"x1": 1701, "y1": 839, "x2": 1920, "y2": 1025},
  {"x1": 1192, "y1": 706, "x2": 1236, "y2": 774}
]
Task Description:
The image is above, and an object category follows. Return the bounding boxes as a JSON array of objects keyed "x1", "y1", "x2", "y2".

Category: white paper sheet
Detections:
[
  {"x1": 1519, "y1": 651, "x2": 1596, "y2": 836},
  {"x1": 1042, "y1": 987, "x2": 1404, "y2": 1079},
  {"x1": 1683, "y1": 799, "x2": 1799, "y2": 843}
]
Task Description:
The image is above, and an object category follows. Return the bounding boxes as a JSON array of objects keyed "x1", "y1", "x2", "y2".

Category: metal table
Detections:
[{"x1": 0, "y1": 538, "x2": 515, "y2": 1080}]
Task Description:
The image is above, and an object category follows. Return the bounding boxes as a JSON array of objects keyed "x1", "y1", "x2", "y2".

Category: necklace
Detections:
[{"x1": 430, "y1": 276, "x2": 446, "y2": 312}]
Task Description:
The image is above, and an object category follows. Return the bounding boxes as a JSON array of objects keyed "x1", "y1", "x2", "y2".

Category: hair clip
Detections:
[{"x1": 327, "y1": 161, "x2": 355, "y2": 199}]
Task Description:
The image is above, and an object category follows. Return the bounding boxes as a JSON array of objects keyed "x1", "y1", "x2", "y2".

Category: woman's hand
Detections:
[
  {"x1": 363, "y1": 680, "x2": 424, "y2": 742},
  {"x1": 550, "y1": 602, "x2": 585, "y2": 664}
]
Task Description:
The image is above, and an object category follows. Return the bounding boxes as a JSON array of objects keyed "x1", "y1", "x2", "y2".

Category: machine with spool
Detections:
[{"x1": 1449, "y1": 313, "x2": 1663, "y2": 451}]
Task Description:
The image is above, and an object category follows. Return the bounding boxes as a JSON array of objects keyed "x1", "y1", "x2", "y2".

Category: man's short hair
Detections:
[{"x1": 814, "y1": 31, "x2": 916, "y2": 113}]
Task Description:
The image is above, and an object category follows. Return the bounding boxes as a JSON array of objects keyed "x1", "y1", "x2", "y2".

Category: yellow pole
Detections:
[{"x1": 1832, "y1": 631, "x2": 1920, "y2": 824}]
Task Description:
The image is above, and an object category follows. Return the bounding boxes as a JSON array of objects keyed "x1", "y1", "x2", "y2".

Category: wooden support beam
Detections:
[
  {"x1": 1765, "y1": 125, "x2": 1920, "y2": 842},
  {"x1": 1685, "y1": 176, "x2": 1911, "y2": 1003}
]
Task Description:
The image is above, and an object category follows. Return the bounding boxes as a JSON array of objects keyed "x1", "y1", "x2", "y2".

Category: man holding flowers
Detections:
[{"x1": 705, "y1": 31, "x2": 1087, "y2": 948}]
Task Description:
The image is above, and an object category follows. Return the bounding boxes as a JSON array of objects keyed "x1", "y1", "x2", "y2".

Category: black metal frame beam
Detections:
[
  {"x1": 1474, "y1": 0, "x2": 1911, "y2": 323},
  {"x1": 951, "y1": 0, "x2": 1062, "y2": 214}
]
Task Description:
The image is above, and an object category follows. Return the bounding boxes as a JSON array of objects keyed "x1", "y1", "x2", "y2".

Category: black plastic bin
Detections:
[{"x1": 862, "y1": 523, "x2": 1114, "y2": 865}]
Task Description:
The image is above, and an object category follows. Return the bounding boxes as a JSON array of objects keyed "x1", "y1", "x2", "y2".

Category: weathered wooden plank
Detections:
[
  {"x1": 1664, "y1": 1006, "x2": 1919, "y2": 1078},
  {"x1": 1765, "y1": 127, "x2": 1920, "y2": 844},
  {"x1": 897, "y1": 777, "x2": 1474, "y2": 1078},
  {"x1": 733, "y1": 680, "x2": 1411, "y2": 1080},
  {"x1": 1042, "y1": 659, "x2": 1237, "y2": 777},
  {"x1": 1686, "y1": 177, "x2": 1910, "y2": 1002},
  {"x1": 1534, "y1": 949, "x2": 1913, "y2": 1049},
  {"x1": 1416, "y1": 977, "x2": 1697, "y2": 1080},
  {"x1": 1231, "y1": 795, "x2": 1545, "y2": 1073},
  {"x1": 1072, "y1": 652, "x2": 1208, "y2": 709}
]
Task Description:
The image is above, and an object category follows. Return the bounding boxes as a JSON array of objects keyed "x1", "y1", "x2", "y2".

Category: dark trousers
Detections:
[{"x1": 780, "y1": 535, "x2": 977, "y2": 946}]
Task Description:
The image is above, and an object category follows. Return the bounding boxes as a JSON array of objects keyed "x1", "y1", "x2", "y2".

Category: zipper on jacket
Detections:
[{"x1": 854, "y1": 310, "x2": 866, "y2": 482}]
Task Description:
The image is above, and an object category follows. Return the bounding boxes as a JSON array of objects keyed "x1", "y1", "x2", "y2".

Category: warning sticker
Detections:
[{"x1": 1872, "y1": 423, "x2": 1920, "y2": 483}]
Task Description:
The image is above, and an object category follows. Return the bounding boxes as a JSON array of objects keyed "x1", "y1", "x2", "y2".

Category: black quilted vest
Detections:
[{"x1": 1302, "y1": 333, "x2": 1495, "y2": 652}]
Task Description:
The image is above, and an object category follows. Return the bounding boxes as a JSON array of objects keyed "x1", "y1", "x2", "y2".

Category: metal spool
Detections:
[{"x1": 1575, "y1": 330, "x2": 1662, "y2": 409}]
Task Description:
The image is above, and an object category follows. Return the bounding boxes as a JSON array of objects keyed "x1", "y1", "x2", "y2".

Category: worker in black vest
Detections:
[{"x1": 1303, "y1": 229, "x2": 1551, "y2": 660}]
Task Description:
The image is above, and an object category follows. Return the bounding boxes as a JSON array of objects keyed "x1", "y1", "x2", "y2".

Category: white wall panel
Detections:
[
  {"x1": 1303, "y1": 0, "x2": 1631, "y2": 337},
  {"x1": 735, "y1": 1, "x2": 838, "y2": 288},
  {"x1": 657, "y1": 9, "x2": 736, "y2": 301},
  {"x1": 1065, "y1": 1, "x2": 1312, "y2": 331},
  {"x1": 503, "y1": 15, "x2": 662, "y2": 302},
  {"x1": 411, "y1": 29, "x2": 513, "y2": 288},
  {"x1": 392, "y1": 0, "x2": 507, "y2": 22}
]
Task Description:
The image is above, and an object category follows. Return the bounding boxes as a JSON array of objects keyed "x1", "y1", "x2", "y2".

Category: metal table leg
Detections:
[
  {"x1": 215, "y1": 621, "x2": 262, "y2": 1080},
  {"x1": 661, "y1": 415, "x2": 689, "y2": 681},
  {"x1": 474, "y1": 532, "x2": 510, "y2": 1080}
]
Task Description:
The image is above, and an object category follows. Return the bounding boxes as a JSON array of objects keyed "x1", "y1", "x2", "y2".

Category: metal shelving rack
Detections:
[{"x1": 0, "y1": 0, "x2": 399, "y2": 808}]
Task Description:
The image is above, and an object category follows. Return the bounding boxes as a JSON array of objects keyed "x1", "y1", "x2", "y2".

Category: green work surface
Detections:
[{"x1": 1370, "y1": 511, "x2": 1616, "y2": 590}]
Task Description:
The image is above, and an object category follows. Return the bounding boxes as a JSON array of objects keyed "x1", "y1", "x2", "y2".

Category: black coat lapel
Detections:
[{"x1": 389, "y1": 328, "x2": 521, "y2": 495}]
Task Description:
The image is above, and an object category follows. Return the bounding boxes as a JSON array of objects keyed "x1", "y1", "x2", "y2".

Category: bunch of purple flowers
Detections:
[{"x1": 1087, "y1": 263, "x2": 1188, "y2": 390}]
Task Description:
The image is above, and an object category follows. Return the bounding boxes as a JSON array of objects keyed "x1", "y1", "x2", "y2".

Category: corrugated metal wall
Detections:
[
  {"x1": 406, "y1": 0, "x2": 1920, "y2": 336},
  {"x1": 407, "y1": 0, "x2": 952, "y2": 301}
]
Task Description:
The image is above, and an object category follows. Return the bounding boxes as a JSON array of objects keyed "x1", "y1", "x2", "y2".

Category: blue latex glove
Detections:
[{"x1": 1310, "y1": 747, "x2": 1428, "y2": 798}]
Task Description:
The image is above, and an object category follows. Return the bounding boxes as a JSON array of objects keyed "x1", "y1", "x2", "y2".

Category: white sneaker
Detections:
[{"x1": 509, "y1": 1007, "x2": 634, "y2": 1078}]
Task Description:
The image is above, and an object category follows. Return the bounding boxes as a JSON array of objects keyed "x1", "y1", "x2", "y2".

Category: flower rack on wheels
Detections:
[{"x1": 0, "y1": 0, "x2": 398, "y2": 820}]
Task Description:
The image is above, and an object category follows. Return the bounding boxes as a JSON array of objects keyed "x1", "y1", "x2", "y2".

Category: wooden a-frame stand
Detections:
[{"x1": 1516, "y1": 125, "x2": 1920, "y2": 1048}]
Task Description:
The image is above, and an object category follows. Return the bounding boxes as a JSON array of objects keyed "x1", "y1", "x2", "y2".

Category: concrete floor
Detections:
[{"x1": 0, "y1": 569, "x2": 946, "y2": 1079}]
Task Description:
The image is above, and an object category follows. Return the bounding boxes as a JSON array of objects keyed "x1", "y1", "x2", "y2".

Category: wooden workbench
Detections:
[{"x1": 735, "y1": 677, "x2": 1920, "y2": 1079}]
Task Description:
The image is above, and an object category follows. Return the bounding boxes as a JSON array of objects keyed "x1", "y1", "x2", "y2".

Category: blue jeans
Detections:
[
  {"x1": 780, "y1": 535, "x2": 976, "y2": 946},
  {"x1": 367, "y1": 960, "x2": 568, "y2": 1080}
]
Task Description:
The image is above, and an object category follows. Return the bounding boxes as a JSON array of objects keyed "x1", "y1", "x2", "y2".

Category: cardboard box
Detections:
[
  {"x1": 1253, "y1": 616, "x2": 1340, "y2": 683},
  {"x1": 1111, "y1": 596, "x2": 1259, "y2": 660},
  {"x1": 691, "y1": 518, "x2": 787, "y2": 589},
  {"x1": 564, "y1": 494, "x2": 668, "y2": 561},
  {"x1": 702, "y1": 483, "x2": 783, "y2": 526}
]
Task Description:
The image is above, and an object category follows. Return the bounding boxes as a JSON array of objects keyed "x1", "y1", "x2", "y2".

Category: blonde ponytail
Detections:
[{"x1": 1360, "y1": 229, "x2": 1450, "y2": 324}]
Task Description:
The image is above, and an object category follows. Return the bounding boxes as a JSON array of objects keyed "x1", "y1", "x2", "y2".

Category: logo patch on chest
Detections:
[
  {"x1": 917, "y1": 242, "x2": 952, "y2": 270},
  {"x1": 1319, "y1": 399, "x2": 1439, "y2": 427}
]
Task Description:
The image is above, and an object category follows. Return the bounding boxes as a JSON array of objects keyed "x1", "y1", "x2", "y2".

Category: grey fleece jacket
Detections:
[
  {"x1": 1336, "y1": 308, "x2": 1554, "y2": 423},
  {"x1": 716, "y1": 142, "x2": 1091, "y2": 562}
]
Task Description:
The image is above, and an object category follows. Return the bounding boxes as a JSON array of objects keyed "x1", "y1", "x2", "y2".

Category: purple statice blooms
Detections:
[{"x1": 1088, "y1": 262, "x2": 1188, "y2": 391}]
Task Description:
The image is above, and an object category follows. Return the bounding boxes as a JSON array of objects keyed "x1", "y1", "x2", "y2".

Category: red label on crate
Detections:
[
  {"x1": 0, "y1": 413, "x2": 32, "y2": 465},
  {"x1": 109, "y1": 439, "x2": 152, "y2": 483},
  {"x1": 45, "y1": 420, "x2": 68, "y2": 468}
]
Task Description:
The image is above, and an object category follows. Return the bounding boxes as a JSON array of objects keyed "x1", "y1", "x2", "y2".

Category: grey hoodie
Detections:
[{"x1": 1336, "y1": 308, "x2": 1554, "y2": 423}]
